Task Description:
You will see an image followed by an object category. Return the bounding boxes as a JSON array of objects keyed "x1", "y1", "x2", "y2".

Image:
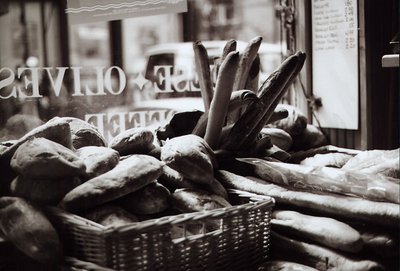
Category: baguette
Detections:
[
  {"x1": 226, "y1": 89, "x2": 259, "y2": 126},
  {"x1": 229, "y1": 37, "x2": 263, "y2": 123},
  {"x1": 272, "y1": 210, "x2": 363, "y2": 253},
  {"x1": 232, "y1": 36, "x2": 263, "y2": 93},
  {"x1": 191, "y1": 112, "x2": 208, "y2": 137},
  {"x1": 267, "y1": 107, "x2": 289, "y2": 124},
  {"x1": 299, "y1": 152, "x2": 353, "y2": 168},
  {"x1": 216, "y1": 170, "x2": 400, "y2": 226},
  {"x1": 342, "y1": 148, "x2": 399, "y2": 170},
  {"x1": 241, "y1": 52, "x2": 307, "y2": 148},
  {"x1": 192, "y1": 89, "x2": 257, "y2": 138},
  {"x1": 221, "y1": 39, "x2": 237, "y2": 62},
  {"x1": 244, "y1": 55, "x2": 260, "y2": 93},
  {"x1": 222, "y1": 105, "x2": 288, "y2": 144},
  {"x1": 60, "y1": 155, "x2": 163, "y2": 213},
  {"x1": 356, "y1": 225, "x2": 399, "y2": 258},
  {"x1": 288, "y1": 145, "x2": 361, "y2": 164},
  {"x1": 227, "y1": 89, "x2": 258, "y2": 114},
  {"x1": 193, "y1": 41, "x2": 214, "y2": 111},
  {"x1": 239, "y1": 157, "x2": 400, "y2": 203},
  {"x1": 204, "y1": 51, "x2": 239, "y2": 149},
  {"x1": 212, "y1": 39, "x2": 237, "y2": 85},
  {"x1": 270, "y1": 231, "x2": 383, "y2": 271},
  {"x1": 342, "y1": 148, "x2": 400, "y2": 178},
  {"x1": 358, "y1": 158, "x2": 400, "y2": 179},
  {"x1": 222, "y1": 52, "x2": 303, "y2": 152}
]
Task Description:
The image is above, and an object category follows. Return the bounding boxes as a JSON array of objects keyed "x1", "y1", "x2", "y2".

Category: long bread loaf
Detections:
[
  {"x1": 216, "y1": 170, "x2": 400, "y2": 227},
  {"x1": 60, "y1": 155, "x2": 163, "y2": 213}
]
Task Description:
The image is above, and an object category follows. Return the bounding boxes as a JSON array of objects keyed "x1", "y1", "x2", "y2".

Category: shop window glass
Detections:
[
  {"x1": 69, "y1": 22, "x2": 111, "y2": 69},
  {"x1": 0, "y1": 0, "x2": 283, "y2": 142}
]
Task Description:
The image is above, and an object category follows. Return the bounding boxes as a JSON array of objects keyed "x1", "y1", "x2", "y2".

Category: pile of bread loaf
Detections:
[{"x1": 0, "y1": 116, "x2": 233, "y2": 267}]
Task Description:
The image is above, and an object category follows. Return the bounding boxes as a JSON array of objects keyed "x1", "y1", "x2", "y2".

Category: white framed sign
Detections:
[
  {"x1": 66, "y1": 0, "x2": 188, "y2": 25},
  {"x1": 311, "y1": 0, "x2": 359, "y2": 129}
]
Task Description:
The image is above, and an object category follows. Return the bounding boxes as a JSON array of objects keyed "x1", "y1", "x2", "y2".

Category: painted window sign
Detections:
[{"x1": 66, "y1": 0, "x2": 188, "y2": 24}]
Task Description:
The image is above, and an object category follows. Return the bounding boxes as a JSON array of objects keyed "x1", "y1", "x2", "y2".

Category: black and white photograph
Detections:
[{"x1": 0, "y1": 0, "x2": 398, "y2": 270}]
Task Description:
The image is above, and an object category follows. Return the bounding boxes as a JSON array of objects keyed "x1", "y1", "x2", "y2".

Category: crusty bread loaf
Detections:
[
  {"x1": 260, "y1": 127, "x2": 293, "y2": 151},
  {"x1": 171, "y1": 188, "x2": 231, "y2": 213},
  {"x1": 157, "y1": 164, "x2": 193, "y2": 192},
  {"x1": 60, "y1": 155, "x2": 164, "y2": 213},
  {"x1": 0, "y1": 197, "x2": 62, "y2": 264},
  {"x1": 10, "y1": 137, "x2": 86, "y2": 179},
  {"x1": 118, "y1": 182, "x2": 171, "y2": 215},
  {"x1": 57, "y1": 117, "x2": 107, "y2": 149},
  {"x1": 10, "y1": 176, "x2": 81, "y2": 205},
  {"x1": 160, "y1": 135, "x2": 217, "y2": 185},
  {"x1": 292, "y1": 124, "x2": 328, "y2": 151},
  {"x1": 76, "y1": 146, "x2": 120, "y2": 180},
  {"x1": 269, "y1": 104, "x2": 308, "y2": 136},
  {"x1": 109, "y1": 127, "x2": 155, "y2": 156},
  {"x1": 0, "y1": 117, "x2": 73, "y2": 165},
  {"x1": 82, "y1": 205, "x2": 139, "y2": 227}
]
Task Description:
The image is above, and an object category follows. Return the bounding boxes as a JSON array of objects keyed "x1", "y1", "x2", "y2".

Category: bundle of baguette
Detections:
[
  {"x1": 216, "y1": 156, "x2": 399, "y2": 270},
  {"x1": 186, "y1": 37, "x2": 400, "y2": 270},
  {"x1": 1, "y1": 36, "x2": 398, "y2": 271}
]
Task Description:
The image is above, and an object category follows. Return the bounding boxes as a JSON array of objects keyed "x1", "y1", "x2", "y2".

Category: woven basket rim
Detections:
[
  {"x1": 114, "y1": 195, "x2": 274, "y2": 235},
  {"x1": 49, "y1": 191, "x2": 274, "y2": 237}
]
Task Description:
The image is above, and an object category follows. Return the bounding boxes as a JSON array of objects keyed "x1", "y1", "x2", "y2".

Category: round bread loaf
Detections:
[
  {"x1": 76, "y1": 146, "x2": 120, "y2": 180},
  {"x1": 160, "y1": 134, "x2": 216, "y2": 185},
  {"x1": 83, "y1": 205, "x2": 139, "y2": 227},
  {"x1": 10, "y1": 137, "x2": 86, "y2": 179},
  {"x1": 0, "y1": 197, "x2": 62, "y2": 264},
  {"x1": 118, "y1": 182, "x2": 171, "y2": 215},
  {"x1": 10, "y1": 175, "x2": 81, "y2": 205},
  {"x1": 269, "y1": 104, "x2": 308, "y2": 136},
  {"x1": 109, "y1": 127, "x2": 155, "y2": 156},
  {"x1": 59, "y1": 117, "x2": 107, "y2": 149},
  {"x1": 260, "y1": 127, "x2": 293, "y2": 151}
]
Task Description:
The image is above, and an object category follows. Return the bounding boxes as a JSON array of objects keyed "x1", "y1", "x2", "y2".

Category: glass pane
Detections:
[
  {"x1": 0, "y1": 0, "x2": 284, "y2": 142},
  {"x1": 69, "y1": 22, "x2": 110, "y2": 68}
]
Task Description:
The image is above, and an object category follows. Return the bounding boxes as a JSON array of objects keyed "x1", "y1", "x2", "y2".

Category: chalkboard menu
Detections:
[{"x1": 311, "y1": 0, "x2": 358, "y2": 129}]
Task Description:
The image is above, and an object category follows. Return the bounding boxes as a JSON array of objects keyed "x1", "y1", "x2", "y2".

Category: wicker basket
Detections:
[{"x1": 46, "y1": 190, "x2": 274, "y2": 271}]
